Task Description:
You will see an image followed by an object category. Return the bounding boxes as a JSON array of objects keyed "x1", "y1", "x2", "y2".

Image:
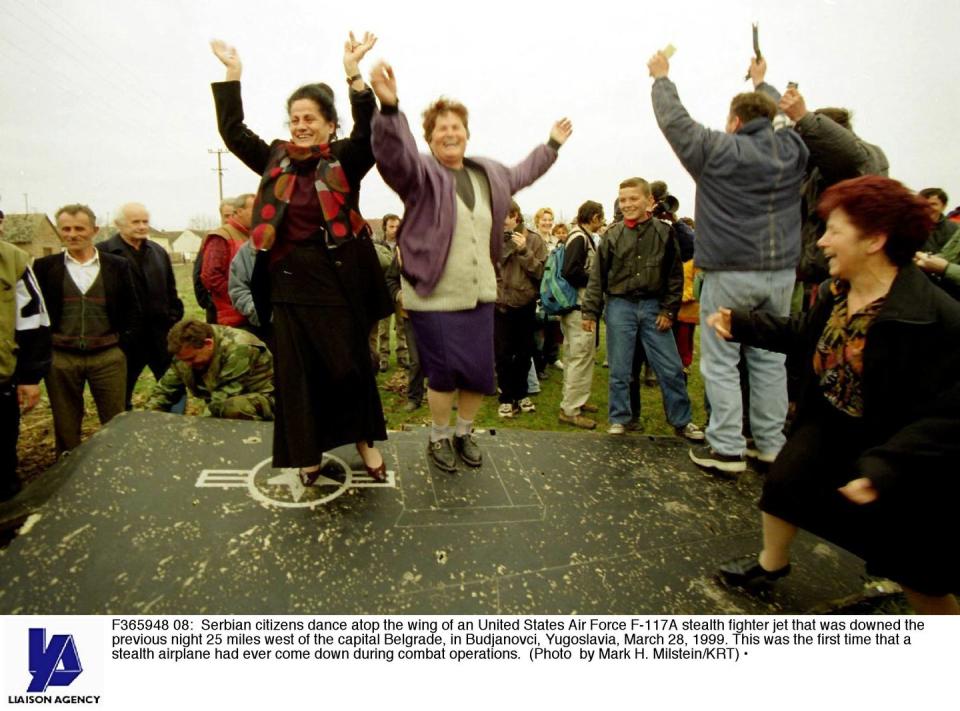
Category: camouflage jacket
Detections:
[{"x1": 146, "y1": 325, "x2": 273, "y2": 415}]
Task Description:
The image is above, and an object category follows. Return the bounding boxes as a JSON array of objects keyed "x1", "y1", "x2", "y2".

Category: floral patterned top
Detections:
[{"x1": 813, "y1": 281, "x2": 886, "y2": 417}]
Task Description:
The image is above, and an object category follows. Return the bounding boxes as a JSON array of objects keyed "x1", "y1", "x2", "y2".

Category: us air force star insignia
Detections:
[{"x1": 195, "y1": 453, "x2": 395, "y2": 509}]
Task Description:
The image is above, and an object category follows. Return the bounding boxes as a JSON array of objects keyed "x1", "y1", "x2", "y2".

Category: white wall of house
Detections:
[{"x1": 171, "y1": 230, "x2": 203, "y2": 261}]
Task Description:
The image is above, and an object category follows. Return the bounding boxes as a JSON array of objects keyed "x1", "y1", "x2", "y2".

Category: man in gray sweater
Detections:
[{"x1": 649, "y1": 52, "x2": 808, "y2": 474}]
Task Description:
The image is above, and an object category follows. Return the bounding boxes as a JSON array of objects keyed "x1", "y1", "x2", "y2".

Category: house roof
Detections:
[{"x1": 1, "y1": 214, "x2": 55, "y2": 245}]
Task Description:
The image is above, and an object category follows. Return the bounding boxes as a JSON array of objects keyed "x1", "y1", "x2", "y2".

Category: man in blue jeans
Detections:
[
  {"x1": 581, "y1": 177, "x2": 704, "y2": 442},
  {"x1": 648, "y1": 51, "x2": 808, "y2": 474}
]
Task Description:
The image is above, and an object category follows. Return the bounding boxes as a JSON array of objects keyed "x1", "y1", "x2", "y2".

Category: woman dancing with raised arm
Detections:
[
  {"x1": 369, "y1": 60, "x2": 571, "y2": 473},
  {"x1": 210, "y1": 34, "x2": 392, "y2": 483}
]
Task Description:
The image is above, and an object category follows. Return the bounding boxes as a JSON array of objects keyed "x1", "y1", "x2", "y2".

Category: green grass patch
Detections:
[{"x1": 169, "y1": 263, "x2": 707, "y2": 435}]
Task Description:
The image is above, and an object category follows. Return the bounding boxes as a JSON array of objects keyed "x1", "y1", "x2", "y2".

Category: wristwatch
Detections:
[{"x1": 346, "y1": 73, "x2": 362, "y2": 85}]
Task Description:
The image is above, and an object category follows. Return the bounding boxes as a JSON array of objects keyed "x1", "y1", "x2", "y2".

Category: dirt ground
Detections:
[
  {"x1": 15, "y1": 386, "x2": 205, "y2": 486},
  {"x1": 16, "y1": 397, "x2": 66, "y2": 486},
  {"x1": 15, "y1": 366, "x2": 413, "y2": 485}
]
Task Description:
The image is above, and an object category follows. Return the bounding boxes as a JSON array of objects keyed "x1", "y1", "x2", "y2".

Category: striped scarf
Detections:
[{"x1": 250, "y1": 142, "x2": 370, "y2": 250}]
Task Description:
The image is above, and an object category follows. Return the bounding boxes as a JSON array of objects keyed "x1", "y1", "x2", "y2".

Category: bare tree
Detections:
[{"x1": 188, "y1": 213, "x2": 218, "y2": 231}]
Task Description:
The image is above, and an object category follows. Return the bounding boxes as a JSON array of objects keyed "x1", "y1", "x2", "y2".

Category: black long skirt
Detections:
[
  {"x1": 271, "y1": 302, "x2": 386, "y2": 467},
  {"x1": 760, "y1": 395, "x2": 958, "y2": 596}
]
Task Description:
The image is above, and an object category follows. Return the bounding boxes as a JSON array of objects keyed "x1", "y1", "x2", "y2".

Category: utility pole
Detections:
[
  {"x1": 23, "y1": 193, "x2": 29, "y2": 212},
  {"x1": 208, "y1": 148, "x2": 228, "y2": 202}
]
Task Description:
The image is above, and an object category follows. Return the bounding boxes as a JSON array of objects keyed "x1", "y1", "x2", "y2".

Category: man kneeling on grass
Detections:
[{"x1": 146, "y1": 319, "x2": 274, "y2": 420}]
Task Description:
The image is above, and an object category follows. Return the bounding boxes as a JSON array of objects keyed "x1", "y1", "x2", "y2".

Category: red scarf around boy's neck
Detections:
[{"x1": 624, "y1": 217, "x2": 652, "y2": 230}]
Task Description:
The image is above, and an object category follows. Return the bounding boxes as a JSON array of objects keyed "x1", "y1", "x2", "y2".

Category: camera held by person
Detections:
[{"x1": 650, "y1": 180, "x2": 679, "y2": 221}]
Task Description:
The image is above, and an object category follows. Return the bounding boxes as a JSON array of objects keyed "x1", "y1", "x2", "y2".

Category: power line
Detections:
[
  {"x1": 208, "y1": 149, "x2": 228, "y2": 202},
  {"x1": 0, "y1": 3, "x2": 156, "y2": 116}
]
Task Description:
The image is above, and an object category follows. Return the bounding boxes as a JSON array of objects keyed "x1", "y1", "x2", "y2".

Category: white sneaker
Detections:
[
  {"x1": 554, "y1": 359, "x2": 564, "y2": 370},
  {"x1": 675, "y1": 422, "x2": 706, "y2": 442},
  {"x1": 607, "y1": 423, "x2": 625, "y2": 435},
  {"x1": 745, "y1": 448, "x2": 778, "y2": 464},
  {"x1": 498, "y1": 403, "x2": 517, "y2": 418},
  {"x1": 519, "y1": 397, "x2": 536, "y2": 413}
]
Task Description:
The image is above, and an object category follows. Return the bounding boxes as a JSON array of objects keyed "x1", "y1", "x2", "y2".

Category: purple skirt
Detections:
[{"x1": 408, "y1": 303, "x2": 495, "y2": 394}]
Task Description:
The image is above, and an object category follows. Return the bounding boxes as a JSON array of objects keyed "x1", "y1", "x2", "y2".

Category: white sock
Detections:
[{"x1": 455, "y1": 417, "x2": 473, "y2": 437}]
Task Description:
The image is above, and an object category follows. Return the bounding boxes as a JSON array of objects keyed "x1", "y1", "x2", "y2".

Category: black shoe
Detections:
[
  {"x1": 718, "y1": 554, "x2": 791, "y2": 588},
  {"x1": 299, "y1": 465, "x2": 323, "y2": 486},
  {"x1": 453, "y1": 433, "x2": 482, "y2": 467},
  {"x1": 427, "y1": 438, "x2": 457, "y2": 472},
  {"x1": 401, "y1": 400, "x2": 420, "y2": 413},
  {"x1": 689, "y1": 445, "x2": 746, "y2": 475}
]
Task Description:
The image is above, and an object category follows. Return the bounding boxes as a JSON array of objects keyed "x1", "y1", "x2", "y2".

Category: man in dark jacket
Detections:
[
  {"x1": 650, "y1": 53, "x2": 807, "y2": 472},
  {"x1": 35, "y1": 205, "x2": 140, "y2": 454},
  {"x1": 495, "y1": 201, "x2": 547, "y2": 418},
  {"x1": 756, "y1": 68, "x2": 889, "y2": 286},
  {"x1": 99, "y1": 202, "x2": 184, "y2": 410},
  {"x1": 919, "y1": 188, "x2": 959, "y2": 254},
  {"x1": 582, "y1": 178, "x2": 703, "y2": 441}
]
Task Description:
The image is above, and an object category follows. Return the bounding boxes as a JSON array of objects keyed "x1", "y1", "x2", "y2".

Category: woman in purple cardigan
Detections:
[{"x1": 369, "y1": 61, "x2": 571, "y2": 473}]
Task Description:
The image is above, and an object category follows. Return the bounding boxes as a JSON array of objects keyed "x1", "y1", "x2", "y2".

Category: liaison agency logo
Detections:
[
  {"x1": 3, "y1": 621, "x2": 103, "y2": 705},
  {"x1": 27, "y1": 629, "x2": 82, "y2": 692}
]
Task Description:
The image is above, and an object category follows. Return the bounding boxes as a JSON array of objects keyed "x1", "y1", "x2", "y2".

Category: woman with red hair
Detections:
[{"x1": 707, "y1": 176, "x2": 960, "y2": 613}]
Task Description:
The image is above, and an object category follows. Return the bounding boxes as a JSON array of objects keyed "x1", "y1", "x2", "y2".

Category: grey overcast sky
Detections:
[{"x1": 1, "y1": 0, "x2": 958, "y2": 230}]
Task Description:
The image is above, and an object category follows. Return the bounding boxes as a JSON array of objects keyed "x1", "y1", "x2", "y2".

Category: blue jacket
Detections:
[
  {"x1": 652, "y1": 77, "x2": 808, "y2": 271},
  {"x1": 228, "y1": 242, "x2": 259, "y2": 327}
]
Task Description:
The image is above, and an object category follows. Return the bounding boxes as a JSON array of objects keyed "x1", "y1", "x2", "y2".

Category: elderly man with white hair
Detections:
[{"x1": 99, "y1": 202, "x2": 184, "y2": 409}]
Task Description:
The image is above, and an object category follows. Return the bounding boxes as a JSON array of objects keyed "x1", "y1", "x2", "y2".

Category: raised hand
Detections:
[
  {"x1": 369, "y1": 60, "x2": 398, "y2": 107},
  {"x1": 647, "y1": 51, "x2": 669, "y2": 79},
  {"x1": 344, "y1": 31, "x2": 377, "y2": 74},
  {"x1": 550, "y1": 118, "x2": 573, "y2": 145},
  {"x1": 779, "y1": 88, "x2": 808, "y2": 122},
  {"x1": 747, "y1": 57, "x2": 767, "y2": 87},
  {"x1": 914, "y1": 251, "x2": 949, "y2": 274},
  {"x1": 210, "y1": 39, "x2": 242, "y2": 81},
  {"x1": 705, "y1": 307, "x2": 733, "y2": 340}
]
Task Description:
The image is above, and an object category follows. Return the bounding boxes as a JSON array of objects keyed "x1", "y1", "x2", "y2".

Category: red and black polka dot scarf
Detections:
[{"x1": 250, "y1": 142, "x2": 370, "y2": 250}]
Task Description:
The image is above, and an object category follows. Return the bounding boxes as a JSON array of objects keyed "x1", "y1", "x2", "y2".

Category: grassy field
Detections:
[
  {"x1": 174, "y1": 263, "x2": 707, "y2": 435},
  {"x1": 16, "y1": 262, "x2": 708, "y2": 481}
]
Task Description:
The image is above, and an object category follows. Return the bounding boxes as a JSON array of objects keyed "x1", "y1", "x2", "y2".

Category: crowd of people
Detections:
[{"x1": 2, "y1": 37, "x2": 958, "y2": 613}]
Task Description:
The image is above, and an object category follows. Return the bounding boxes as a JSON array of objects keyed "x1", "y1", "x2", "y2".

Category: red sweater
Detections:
[{"x1": 201, "y1": 219, "x2": 248, "y2": 326}]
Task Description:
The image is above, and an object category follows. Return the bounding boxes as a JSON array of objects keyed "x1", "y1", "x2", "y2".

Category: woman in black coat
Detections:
[
  {"x1": 210, "y1": 35, "x2": 392, "y2": 483},
  {"x1": 707, "y1": 176, "x2": 960, "y2": 614}
]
